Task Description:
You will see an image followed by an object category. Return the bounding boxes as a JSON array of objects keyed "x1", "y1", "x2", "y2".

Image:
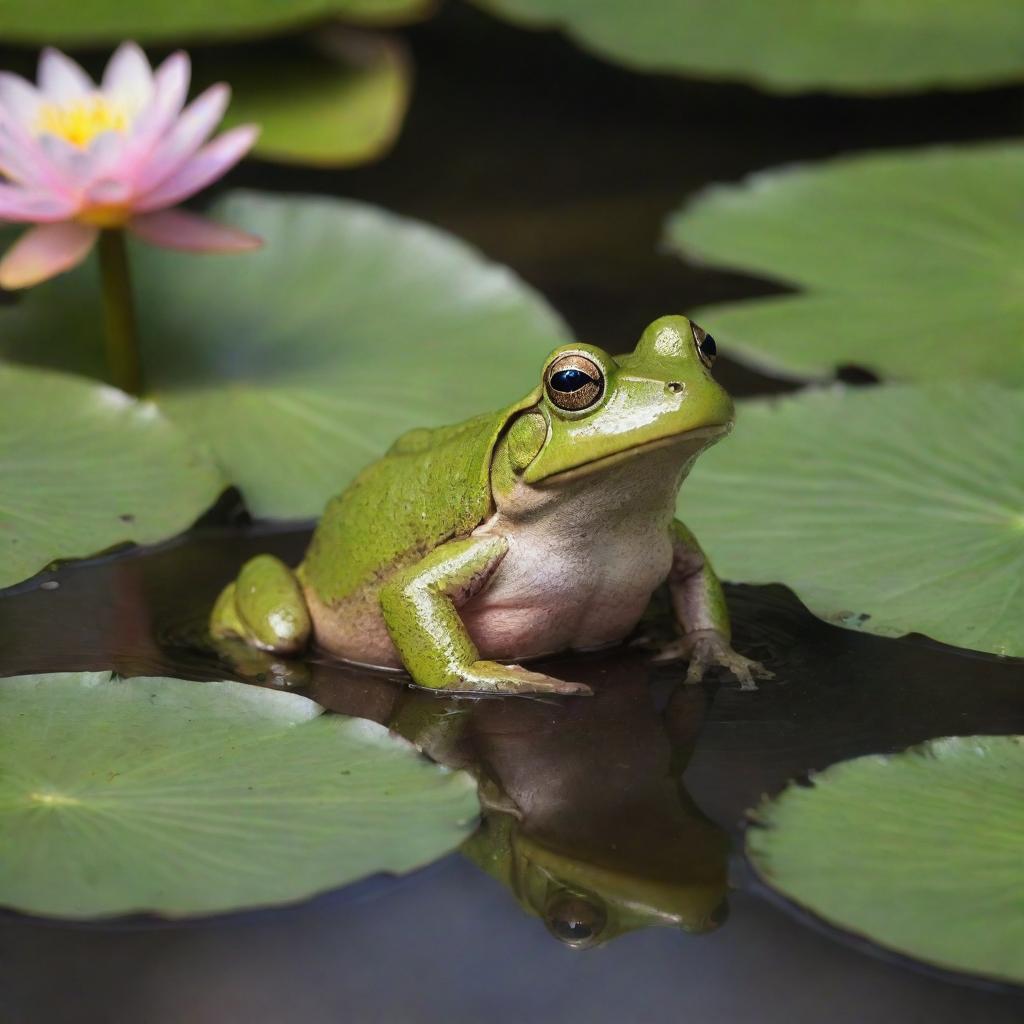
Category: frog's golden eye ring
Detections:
[
  {"x1": 692, "y1": 322, "x2": 717, "y2": 368},
  {"x1": 545, "y1": 354, "x2": 604, "y2": 412},
  {"x1": 544, "y1": 894, "x2": 607, "y2": 948}
]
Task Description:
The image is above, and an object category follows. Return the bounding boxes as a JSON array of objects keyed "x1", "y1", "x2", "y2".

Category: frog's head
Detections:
[
  {"x1": 509, "y1": 826, "x2": 729, "y2": 948},
  {"x1": 464, "y1": 810, "x2": 729, "y2": 949},
  {"x1": 522, "y1": 314, "x2": 734, "y2": 484}
]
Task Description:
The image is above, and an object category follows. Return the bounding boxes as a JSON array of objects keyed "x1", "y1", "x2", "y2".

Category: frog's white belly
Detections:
[
  {"x1": 462, "y1": 519, "x2": 672, "y2": 661},
  {"x1": 461, "y1": 450, "x2": 681, "y2": 662}
]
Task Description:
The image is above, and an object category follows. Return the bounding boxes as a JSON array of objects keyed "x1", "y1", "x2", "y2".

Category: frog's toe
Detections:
[
  {"x1": 651, "y1": 638, "x2": 687, "y2": 664},
  {"x1": 450, "y1": 661, "x2": 592, "y2": 697},
  {"x1": 660, "y1": 629, "x2": 773, "y2": 691},
  {"x1": 721, "y1": 653, "x2": 774, "y2": 691},
  {"x1": 507, "y1": 666, "x2": 593, "y2": 697}
]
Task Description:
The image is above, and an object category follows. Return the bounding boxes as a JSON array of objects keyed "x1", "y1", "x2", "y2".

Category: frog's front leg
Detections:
[
  {"x1": 655, "y1": 519, "x2": 772, "y2": 691},
  {"x1": 380, "y1": 536, "x2": 591, "y2": 697}
]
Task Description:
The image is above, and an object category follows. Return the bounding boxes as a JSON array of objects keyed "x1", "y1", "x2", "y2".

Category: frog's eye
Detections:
[
  {"x1": 692, "y1": 323, "x2": 717, "y2": 369},
  {"x1": 545, "y1": 894, "x2": 607, "y2": 948},
  {"x1": 545, "y1": 354, "x2": 604, "y2": 412}
]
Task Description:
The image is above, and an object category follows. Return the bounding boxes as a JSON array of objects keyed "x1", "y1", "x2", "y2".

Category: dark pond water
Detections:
[
  {"x1": 2, "y1": 525, "x2": 1023, "y2": 1022},
  {"x1": 3, "y1": 5, "x2": 1024, "y2": 1021}
]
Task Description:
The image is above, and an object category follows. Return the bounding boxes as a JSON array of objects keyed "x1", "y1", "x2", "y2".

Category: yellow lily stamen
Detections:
[{"x1": 36, "y1": 95, "x2": 129, "y2": 148}]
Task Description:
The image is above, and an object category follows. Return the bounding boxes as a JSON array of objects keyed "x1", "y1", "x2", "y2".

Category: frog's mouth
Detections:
[{"x1": 536, "y1": 424, "x2": 730, "y2": 487}]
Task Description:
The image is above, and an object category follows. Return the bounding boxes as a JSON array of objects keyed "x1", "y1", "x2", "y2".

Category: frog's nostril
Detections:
[{"x1": 666, "y1": 381, "x2": 683, "y2": 393}]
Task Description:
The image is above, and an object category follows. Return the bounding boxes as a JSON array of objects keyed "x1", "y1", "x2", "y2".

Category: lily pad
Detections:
[
  {"x1": 0, "y1": 190, "x2": 570, "y2": 519},
  {"x1": 0, "y1": 672, "x2": 478, "y2": 919},
  {"x1": 0, "y1": 0, "x2": 432, "y2": 44},
  {"x1": 667, "y1": 144, "x2": 1024, "y2": 386},
  {"x1": 681, "y1": 383, "x2": 1024, "y2": 658},
  {"x1": 473, "y1": 0, "x2": 1024, "y2": 94},
  {"x1": 0, "y1": 365, "x2": 224, "y2": 591},
  {"x1": 747, "y1": 736, "x2": 1024, "y2": 985},
  {"x1": 208, "y1": 29, "x2": 411, "y2": 167}
]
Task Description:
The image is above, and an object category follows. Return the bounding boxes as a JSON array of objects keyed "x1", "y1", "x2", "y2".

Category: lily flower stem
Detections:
[{"x1": 98, "y1": 228, "x2": 143, "y2": 396}]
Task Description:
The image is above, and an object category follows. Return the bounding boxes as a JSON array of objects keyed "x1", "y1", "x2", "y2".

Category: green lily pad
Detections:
[
  {"x1": 0, "y1": 190, "x2": 570, "y2": 519},
  {"x1": 209, "y1": 29, "x2": 410, "y2": 167},
  {"x1": 0, "y1": 0, "x2": 431, "y2": 44},
  {"x1": 682, "y1": 383, "x2": 1024, "y2": 658},
  {"x1": 667, "y1": 144, "x2": 1024, "y2": 386},
  {"x1": 473, "y1": 0, "x2": 1024, "y2": 94},
  {"x1": 747, "y1": 736, "x2": 1024, "y2": 985},
  {"x1": 0, "y1": 365, "x2": 224, "y2": 590},
  {"x1": 0, "y1": 672, "x2": 478, "y2": 919}
]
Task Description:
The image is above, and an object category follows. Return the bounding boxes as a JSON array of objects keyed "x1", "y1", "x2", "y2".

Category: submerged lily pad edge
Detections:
[{"x1": 220, "y1": 28, "x2": 414, "y2": 168}]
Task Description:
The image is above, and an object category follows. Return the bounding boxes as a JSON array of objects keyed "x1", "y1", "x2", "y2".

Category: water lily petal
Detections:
[
  {"x1": 0, "y1": 127, "x2": 50, "y2": 189},
  {"x1": 85, "y1": 176, "x2": 133, "y2": 208},
  {"x1": 37, "y1": 132, "x2": 95, "y2": 183},
  {"x1": 135, "y1": 124, "x2": 257, "y2": 212},
  {"x1": 130, "y1": 208, "x2": 262, "y2": 252},
  {"x1": 147, "y1": 51, "x2": 190, "y2": 134},
  {"x1": 0, "y1": 182, "x2": 75, "y2": 221},
  {"x1": 0, "y1": 221, "x2": 97, "y2": 288},
  {"x1": 38, "y1": 48, "x2": 93, "y2": 102},
  {"x1": 34, "y1": 128, "x2": 124, "y2": 189},
  {"x1": 119, "y1": 51, "x2": 190, "y2": 173},
  {"x1": 0, "y1": 112, "x2": 73, "y2": 194},
  {"x1": 0, "y1": 72, "x2": 42, "y2": 128},
  {"x1": 81, "y1": 130, "x2": 128, "y2": 184},
  {"x1": 133, "y1": 83, "x2": 229, "y2": 194},
  {"x1": 102, "y1": 42, "x2": 153, "y2": 112}
]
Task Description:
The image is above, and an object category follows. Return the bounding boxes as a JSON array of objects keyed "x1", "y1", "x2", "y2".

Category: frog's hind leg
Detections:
[{"x1": 210, "y1": 554, "x2": 312, "y2": 655}]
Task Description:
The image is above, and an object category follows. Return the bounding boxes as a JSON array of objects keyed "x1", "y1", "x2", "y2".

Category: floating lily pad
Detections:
[
  {"x1": 747, "y1": 736, "x2": 1024, "y2": 985},
  {"x1": 473, "y1": 0, "x2": 1024, "y2": 93},
  {"x1": 682, "y1": 384, "x2": 1024, "y2": 658},
  {"x1": 667, "y1": 144, "x2": 1024, "y2": 386},
  {"x1": 0, "y1": 191, "x2": 570, "y2": 519},
  {"x1": 0, "y1": 0, "x2": 432, "y2": 44},
  {"x1": 207, "y1": 29, "x2": 410, "y2": 167},
  {"x1": 0, "y1": 672, "x2": 478, "y2": 919},
  {"x1": 0, "y1": 365, "x2": 224, "y2": 590}
]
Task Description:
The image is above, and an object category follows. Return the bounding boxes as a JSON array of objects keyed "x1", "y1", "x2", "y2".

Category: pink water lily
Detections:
[{"x1": 0, "y1": 43, "x2": 260, "y2": 289}]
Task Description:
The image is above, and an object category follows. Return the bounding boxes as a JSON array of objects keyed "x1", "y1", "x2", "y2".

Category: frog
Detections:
[{"x1": 210, "y1": 314, "x2": 772, "y2": 696}]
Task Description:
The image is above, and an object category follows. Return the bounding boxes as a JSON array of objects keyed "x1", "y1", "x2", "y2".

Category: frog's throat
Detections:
[{"x1": 534, "y1": 424, "x2": 729, "y2": 488}]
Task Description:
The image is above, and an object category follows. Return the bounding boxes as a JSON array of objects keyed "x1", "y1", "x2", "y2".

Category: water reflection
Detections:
[
  {"x1": 4, "y1": 524, "x2": 1022, "y2": 961},
  {"x1": 301, "y1": 653, "x2": 730, "y2": 948}
]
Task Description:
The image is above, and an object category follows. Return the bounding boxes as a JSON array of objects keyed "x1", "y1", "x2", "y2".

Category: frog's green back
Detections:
[{"x1": 302, "y1": 391, "x2": 540, "y2": 605}]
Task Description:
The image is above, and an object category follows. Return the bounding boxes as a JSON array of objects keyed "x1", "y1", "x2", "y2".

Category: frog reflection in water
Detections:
[
  {"x1": 211, "y1": 315, "x2": 771, "y2": 695},
  {"x1": 310, "y1": 652, "x2": 729, "y2": 948}
]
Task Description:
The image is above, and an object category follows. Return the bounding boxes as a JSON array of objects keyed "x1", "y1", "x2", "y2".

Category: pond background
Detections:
[{"x1": 2, "y1": 5, "x2": 1023, "y2": 1021}]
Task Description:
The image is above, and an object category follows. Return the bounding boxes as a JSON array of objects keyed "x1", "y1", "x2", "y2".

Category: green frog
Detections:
[{"x1": 210, "y1": 315, "x2": 771, "y2": 696}]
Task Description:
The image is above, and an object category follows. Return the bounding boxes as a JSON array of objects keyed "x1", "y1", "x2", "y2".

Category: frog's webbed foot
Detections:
[
  {"x1": 654, "y1": 629, "x2": 773, "y2": 692},
  {"x1": 448, "y1": 660, "x2": 592, "y2": 697}
]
